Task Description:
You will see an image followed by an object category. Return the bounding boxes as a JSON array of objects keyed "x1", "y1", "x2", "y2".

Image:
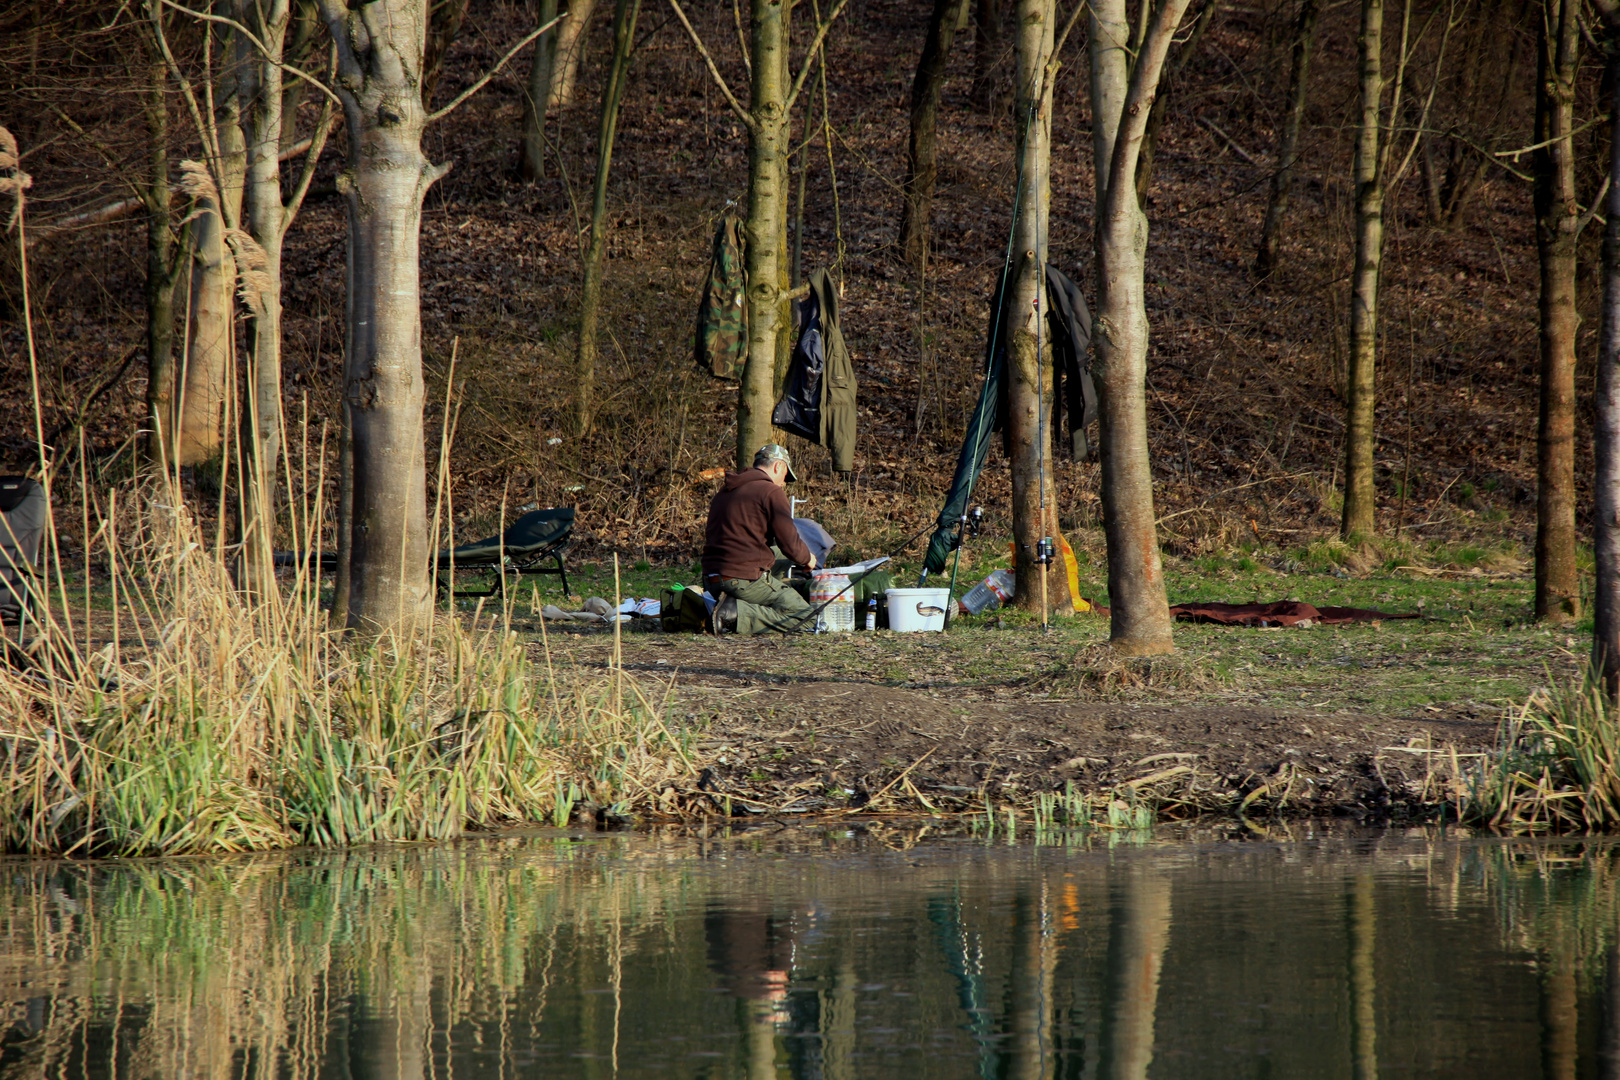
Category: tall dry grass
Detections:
[
  {"x1": 0, "y1": 478, "x2": 692, "y2": 855},
  {"x1": 1462, "y1": 673, "x2": 1620, "y2": 831}
]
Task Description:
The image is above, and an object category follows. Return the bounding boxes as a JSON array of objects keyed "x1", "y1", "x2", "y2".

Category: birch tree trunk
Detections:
[
  {"x1": 737, "y1": 0, "x2": 789, "y2": 468},
  {"x1": 1592, "y1": 0, "x2": 1620, "y2": 694},
  {"x1": 319, "y1": 0, "x2": 446, "y2": 635},
  {"x1": 179, "y1": 51, "x2": 245, "y2": 468},
  {"x1": 519, "y1": 0, "x2": 561, "y2": 180},
  {"x1": 574, "y1": 0, "x2": 641, "y2": 437},
  {"x1": 1534, "y1": 0, "x2": 1581, "y2": 623},
  {"x1": 142, "y1": 53, "x2": 184, "y2": 466},
  {"x1": 1255, "y1": 0, "x2": 1320, "y2": 279},
  {"x1": 898, "y1": 0, "x2": 966, "y2": 269},
  {"x1": 1087, "y1": 0, "x2": 1190, "y2": 654},
  {"x1": 1007, "y1": 0, "x2": 1073, "y2": 615},
  {"x1": 1340, "y1": 0, "x2": 1384, "y2": 540}
]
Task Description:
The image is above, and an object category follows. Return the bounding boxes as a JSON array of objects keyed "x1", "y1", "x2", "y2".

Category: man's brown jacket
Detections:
[{"x1": 702, "y1": 468, "x2": 813, "y2": 581}]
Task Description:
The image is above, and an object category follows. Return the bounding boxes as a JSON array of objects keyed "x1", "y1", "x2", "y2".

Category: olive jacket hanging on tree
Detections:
[
  {"x1": 695, "y1": 213, "x2": 748, "y2": 380},
  {"x1": 771, "y1": 268, "x2": 857, "y2": 472}
]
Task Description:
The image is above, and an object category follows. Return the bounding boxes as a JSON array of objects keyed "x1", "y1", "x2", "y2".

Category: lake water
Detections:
[{"x1": 2, "y1": 824, "x2": 1616, "y2": 1079}]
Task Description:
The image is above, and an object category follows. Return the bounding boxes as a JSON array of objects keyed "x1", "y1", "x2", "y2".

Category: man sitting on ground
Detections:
[{"x1": 703, "y1": 445, "x2": 818, "y2": 634}]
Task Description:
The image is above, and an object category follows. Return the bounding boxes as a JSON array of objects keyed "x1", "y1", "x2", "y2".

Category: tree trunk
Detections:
[
  {"x1": 1100, "y1": 874, "x2": 1171, "y2": 1080},
  {"x1": 1340, "y1": 0, "x2": 1383, "y2": 540},
  {"x1": 1348, "y1": 875, "x2": 1378, "y2": 1080},
  {"x1": 179, "y1": 60, "x2": 245, "y2": 468},
  {"x1": 736, "y1": 0, "x2": 789, "y2": 469},
  {"x1": 898, "y1": 0, "x2": 966, "y2": 269},
  {"x1": 320, "y1": 0, "x2": 446, "y2": 635},
  {"x1": 1593, "y1": 5, "x2": 1620, "y2": 695},
  {"x1": 142, "y1": 55, "x2": 183, "y2": 467},
  {"x1": 969, "y1": 0, "x2": 1007, "y2": 112},
  {"x1": 551, "y1": 0, "x2": 599, "y2": 110},
  {"x1": 574, "y1": 0, "x2": 641, "y2": 437},
  {"x1": 237, "y1": 0, "x2": 293, "y2": 597},
  {"x1": 1007, "y1": 0, "x2": 1072, "y2": 616},
  {"x1": 1255, "y1": 0, "x2": 1320, "y2": 279},
  {"x1": 519, "y1": 0, "x2": 562, "y2": 181},
  {"x1": 1087, "y1": 0, "x2": 1189, "y2": 654},
  {"x1": 1534, "y1": 0, "x2": 1582, "y2": 623}
]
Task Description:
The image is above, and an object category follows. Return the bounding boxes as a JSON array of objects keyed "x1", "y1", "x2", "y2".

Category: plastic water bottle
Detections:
[{"x1": 959, "y1": 569, "x2": 1015, "y2": 615}]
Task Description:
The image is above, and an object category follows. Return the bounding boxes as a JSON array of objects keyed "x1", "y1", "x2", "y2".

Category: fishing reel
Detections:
[
  {"x1": 960, "y1": 505, "x2": 984, "y2": 540},
  {"x1": 1035, "y1": 536, "x2": 1056, "y2": 567}
]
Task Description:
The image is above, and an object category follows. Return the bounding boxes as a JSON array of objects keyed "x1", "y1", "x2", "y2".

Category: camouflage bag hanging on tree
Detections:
[{"x1": 695, "y1": 213, "x2": 748, "y2": 379}]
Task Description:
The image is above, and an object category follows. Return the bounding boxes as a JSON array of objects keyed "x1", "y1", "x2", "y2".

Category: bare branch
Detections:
[
  {"x1": 426, "y1": 14, "x2": 565, "y2": 124},
  {"x1": 733, "y1": 0, "x2": 752, "y2": 76},
  {"x1": 784, "y1": 0, "x2": 850, "y2": 115},
  {"x1": 1102, "y1": 0, "x2": 1196, "y2": 215},
  {"x1": 1051, "y1": 1, "x2": 1088, "y2": 63},
  {"x1": 666, "y1": 0, "x2": 752, "y2": 127},
  {"x1": 1579, "y1": 175, "x2": 1612, "y2": 235},
  {"x1": 282, "y1": 92, "x2": 336, "y2": 235},
  {"x1": 158, "y1": 0, "x2": 343, "y2": 108}
]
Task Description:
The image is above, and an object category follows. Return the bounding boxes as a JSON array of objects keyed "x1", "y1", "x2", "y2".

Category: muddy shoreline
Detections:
[{"x1": 537, "y1": 631, "x2": 1501, "y2": 824}]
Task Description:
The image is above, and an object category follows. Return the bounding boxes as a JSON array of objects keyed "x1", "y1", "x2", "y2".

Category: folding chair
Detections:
[
  {"x1": 434, "y1": 507, "x2": 575, "y2": 600},
  {"x1": 0, "y1": 476, "x2": 46, "y2": 630}
]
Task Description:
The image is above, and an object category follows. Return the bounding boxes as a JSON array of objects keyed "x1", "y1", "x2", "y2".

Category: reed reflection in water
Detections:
[{"x1": 2, "y1": 827, "x2": 1619, "y2": 1079}]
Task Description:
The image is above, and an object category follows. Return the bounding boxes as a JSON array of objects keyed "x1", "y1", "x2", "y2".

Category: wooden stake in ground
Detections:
[{"x1": 1087, "y1": 0, "x2": 1193, "y2": 654}]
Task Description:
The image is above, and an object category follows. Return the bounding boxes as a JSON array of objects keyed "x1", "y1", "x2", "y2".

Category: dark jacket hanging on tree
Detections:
[
  {"x1": 695, "y1": 213, "x2": 748, "y2": 379},
  {"x1": 772, "y1": 268, "x2": 858, "y2": 472},
  {"x1": 922, "y1": 264, "x2": 1094, "y2": 575}
]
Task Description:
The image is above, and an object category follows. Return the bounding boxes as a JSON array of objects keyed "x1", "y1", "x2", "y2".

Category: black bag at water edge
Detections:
[
  {"x1": 0, "y1": 476, "x2": 46, "y2": 625},
  {"x1": 660, "y1": 586, "x2": 712, "y2": 633}
]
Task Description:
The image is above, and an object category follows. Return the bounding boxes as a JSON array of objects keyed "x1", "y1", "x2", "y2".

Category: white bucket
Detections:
[{"x1": 885, "y1": 587, "x2": 950, "y2": 632}]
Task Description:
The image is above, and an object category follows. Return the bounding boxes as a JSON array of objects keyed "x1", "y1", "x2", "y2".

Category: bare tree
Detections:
[
  {"x1": 1087, "y1": 0, "x2": 1193, "y2": 654},
  {"x1": 1593, "y1": 0, "x2": 1620, "y2": 693},
  {"x1": 1255, "y1": 0, "x2": 1320, "y2": 278},
  {"x1": 574, "y1": 0, "x2": 642, "y2": 436},
  {"x1": 1006, "y1": 0, "x2": 1074, "y2": 615},
  {"x1": 519, "y1": 0, "x2": 562, "y2": 180},
  {"x1": 1340, "y1": 0, "x2": 1446, "y2": 539},
  {"x1": 970, "y1": 0, "x2": 1009, "y2": 112},
  {"x1": 898, "y1": 0, "x2": 967, "y2": 269},
  {"x1": 139, "y1": 46, "x2": 186, "y2": 465},
  {"x1": 670, "y1": 0, "x2": 848, "y2": 468},
  {"x1": 1533, "y1": 0, "x2": 1583, "y2": 623},
  {"x1": 551, "y1": 0, "x2": 600, "y2": 110},
  {"x1": 232, "y1": 0, "x2": 335, "y2": 594},
  {"x1": 1339, "y1": 0, "x2": 1387, "y2": 540},
  {"x1": 314, "y1": 0, "x2": 443, "y2": 634}
]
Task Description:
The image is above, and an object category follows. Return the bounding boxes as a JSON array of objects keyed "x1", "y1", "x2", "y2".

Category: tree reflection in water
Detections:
[{"x1": 1, "y1": 827, "x2": 1618, "y2": 1079}]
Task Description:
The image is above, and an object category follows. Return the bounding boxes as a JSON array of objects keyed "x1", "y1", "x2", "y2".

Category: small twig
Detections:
[
  {"x1": 427, "y1": 14, "x2": 565, "y2": 123},
  {"x1": 848, "y1": 745, "x2": 938, "y2": 812},
  {"x1": 1195, "y1": 116, "x2": 1259, "y2": 165}
]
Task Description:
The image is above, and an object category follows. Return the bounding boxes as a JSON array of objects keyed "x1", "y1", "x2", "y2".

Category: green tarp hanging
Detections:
[{"x1": 921, "y1": 265, "x2": 1093, "y2": 577}]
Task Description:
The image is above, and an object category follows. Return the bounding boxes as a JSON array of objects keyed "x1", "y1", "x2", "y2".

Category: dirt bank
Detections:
[{"x1": 536, "y1": 626, "x2": 1506, "y2": 823}]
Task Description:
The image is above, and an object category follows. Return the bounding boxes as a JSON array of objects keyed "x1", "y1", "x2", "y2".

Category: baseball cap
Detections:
[{"x1": 753, "y1": 444, "x2": 799, "y2": 482}]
